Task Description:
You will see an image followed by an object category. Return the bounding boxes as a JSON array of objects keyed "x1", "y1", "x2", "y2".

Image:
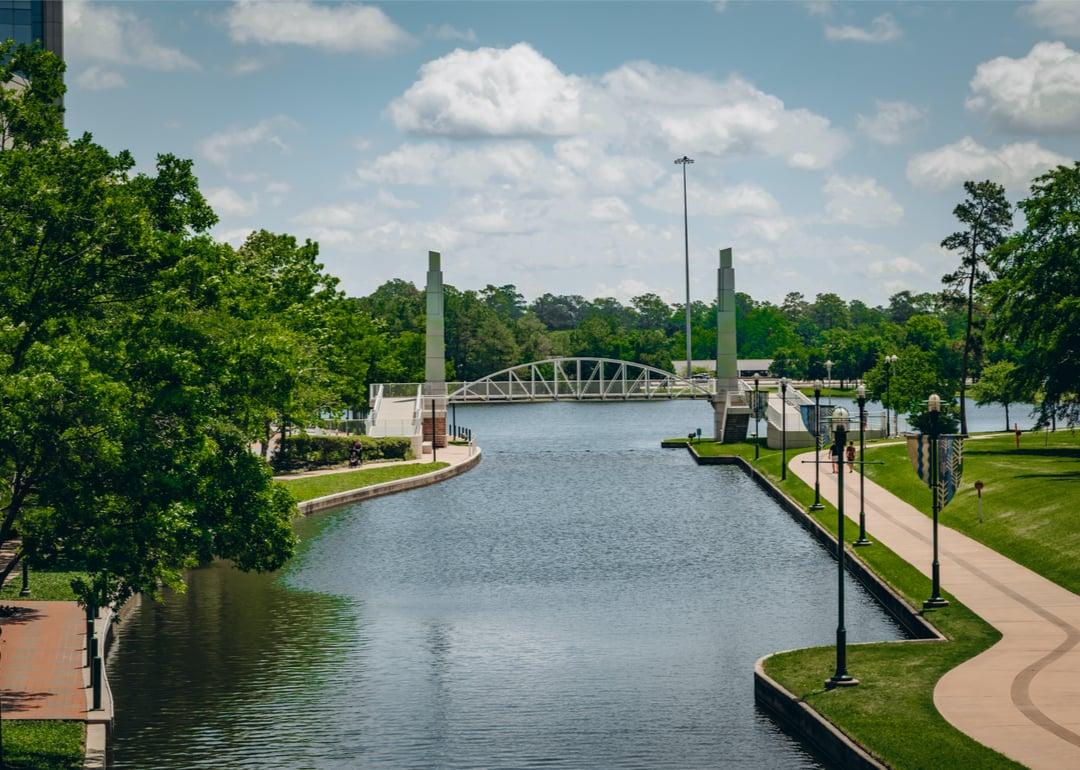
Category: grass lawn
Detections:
[
  {"x1": 1, "y1": 721, "x2": 84, "y2": 770},
  {"x1": 279, "y1": 462, "x2": 449, "y2": 503},
  {"x1": 797, "y1": 386, "x2": 856, "y2": 397},
  {"x1": 670, "y1": 438, "x2": 1020, "y2": 768},
  {"x1": 0, "y1": 570, "x2": 84, "y2": 601},
  {"x1": 864, "y1": 430, "x2": 1080, "y2": 595}
]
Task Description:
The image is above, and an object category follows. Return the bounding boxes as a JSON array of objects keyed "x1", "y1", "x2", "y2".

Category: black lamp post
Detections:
[
  {"x1": 885, "y1": 354, "x2": 898, "y2": 437},
  {"x1": 827, "y1": 406, "x2": 858, "y2": 689},
  {"x1": 811, "y1": 379, "x2": 824, "y2": 510},
  {"x1": 19, "y1": 560, "x2": 30, "y2": 597},
  {"x1": 854, "y1": 384, "x2": 871, "y2": 547},
  {"x1": 924, "y1": 394, "x2": 949, "y2": 609},
  {"x1": 780, "y1": 377, "x2": 789, "y2": 480},
  {"x1": 753, "y1": 373, "x2": 761, "y2": 460}
]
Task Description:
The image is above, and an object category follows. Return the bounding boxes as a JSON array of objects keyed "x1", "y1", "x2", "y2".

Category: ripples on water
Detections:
[{"x1": 109, "y1": 400, "x2": 905, "y2": 769}]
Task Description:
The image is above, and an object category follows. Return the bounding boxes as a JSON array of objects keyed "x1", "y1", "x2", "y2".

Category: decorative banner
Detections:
[{"x1": 906, "y1": 433, "x2": 965, "y2": 509}]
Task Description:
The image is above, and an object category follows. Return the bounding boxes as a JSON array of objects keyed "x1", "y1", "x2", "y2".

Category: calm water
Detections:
[{"x1": 108, "y1": 401, "x2": 905, "y2": 769}]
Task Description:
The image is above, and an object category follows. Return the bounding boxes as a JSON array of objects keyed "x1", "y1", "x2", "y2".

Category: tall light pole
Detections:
[
  {"x1": 924, "y1": 394, "x2": 949, "y2": 609},
  {"x1": 675, "y1": 155, "x2": 694, "y2": 379},
  {"x1": 780, "y1": 377, "x2": 789, "y2": 481},
  {"x1": 811, "y1": 379, "x2": 824, "y2": 510},
  {"x1": 854, "y1": 384, "x2": 871, "y2": 547},
  {"x1": 885, "y1": 354, "x2": 898, "y2": 437},
  {"x1": 827, "y1": 406, "x2": 858, "y2": 690}
]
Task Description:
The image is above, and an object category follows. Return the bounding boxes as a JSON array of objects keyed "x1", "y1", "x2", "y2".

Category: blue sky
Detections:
[{"x1": 62, "y1": 1, "x2": 1080, "y2": 305}]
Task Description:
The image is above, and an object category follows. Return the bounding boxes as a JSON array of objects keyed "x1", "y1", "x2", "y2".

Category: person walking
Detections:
[
  {"x1": 830, "y1": 435, "x2": 843, "y2": 473},
  {"x1": 845, "y1": 441, "x2": 856, "y2": 473}
]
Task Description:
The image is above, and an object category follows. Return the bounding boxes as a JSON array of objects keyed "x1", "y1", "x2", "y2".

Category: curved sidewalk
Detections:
[{"x1": 791, "y1": 452, "x2": 1080, "y2": 770}]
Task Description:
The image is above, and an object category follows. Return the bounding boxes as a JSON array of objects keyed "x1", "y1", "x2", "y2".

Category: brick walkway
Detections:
[
  {"x1": 0, "y1": 600, "x2": 86, "y2": 719},
  {"x1": 792, "y1": 450, "x2": 1080, "y2": 770}
]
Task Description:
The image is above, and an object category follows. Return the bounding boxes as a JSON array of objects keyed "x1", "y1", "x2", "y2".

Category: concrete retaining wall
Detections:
[{"x1": 297, "y1": 449, "x2": 482, "y2": 515}]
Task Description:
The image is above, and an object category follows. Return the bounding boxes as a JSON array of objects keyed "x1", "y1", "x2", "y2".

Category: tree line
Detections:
[{"x1": 1, "y1": 43, "x2": 1076, "y2": 608}]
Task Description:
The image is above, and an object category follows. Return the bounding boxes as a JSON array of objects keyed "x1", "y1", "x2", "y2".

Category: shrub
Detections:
[{"x1": 272, "y1": 434, "x2": 412, "y2": 471}]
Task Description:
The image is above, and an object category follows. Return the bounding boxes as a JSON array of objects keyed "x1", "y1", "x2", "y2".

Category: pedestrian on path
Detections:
[
  {"x1": 829, "y1": 437, "x2": 843, "y2": 473},
  {"x1": 349, "y1": 440, "x2": 363, "y2": 468},
  {"x1": 845, "y1": 441, "x2": 856, "y2": 473}
]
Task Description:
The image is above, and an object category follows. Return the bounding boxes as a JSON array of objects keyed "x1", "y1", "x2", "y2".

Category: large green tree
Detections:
[
  {"x1": 941, "y1": 180, "x2": 1012, "y2": 434},
  {"x1": 989, "y1": 163, "x2": 1080, "y2": 427}
]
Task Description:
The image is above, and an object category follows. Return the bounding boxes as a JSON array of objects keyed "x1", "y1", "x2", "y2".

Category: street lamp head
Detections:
[
  {"x1": 814, "y1": 379, "x2": 824, "y2": 394},
  {"x1": 887, "y1": 354, "x2": 898, "y2": 364},
  {"x1": 825, "y1": 359, "x2": 833, "y2": 368},
  {"x1": 780, "y1": 377, "x2": 788, "y2": 390},
  {"x1": 929, "y1": 394, "x2": 941, "y2": 412},
  {"x1": 832, "y1": 406, "x2": 850, "y2": 436},
  {"x1": 753, "y1": 373, "x2": 760, "y2": 385},
  {"x1": 857, "y1": 383, "x2": 866, "y2": 399},
  {"x1": 674, "y1": 155, "x2": 695, "y2": 165}
]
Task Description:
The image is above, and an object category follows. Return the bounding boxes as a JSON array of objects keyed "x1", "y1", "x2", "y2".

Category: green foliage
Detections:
[
  {"x1": 273, "y1": 434, "x2": 411, "y2": 471},
  {"x1": 989, "y1": 162, "x2": 1080, "y2": 427},
  {"x1": 2, "y1": 721, "x2": 84, "y2": 770},
  {"x1": 279, "y1": 462, "x2": 449, "y2": 502},
  {"x1": 0, "y1": 40, "x2": 66, "y2": 149}
]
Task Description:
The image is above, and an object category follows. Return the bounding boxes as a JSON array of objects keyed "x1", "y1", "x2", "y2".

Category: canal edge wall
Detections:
[
  {"x1": 296, "y1": 448, "x2": 482, "y2": 515},
  {"x1": 667, "y1": 442, "x2": 945, "y2": 769}
]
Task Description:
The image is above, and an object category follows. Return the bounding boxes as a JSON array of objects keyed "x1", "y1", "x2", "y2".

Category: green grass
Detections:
[
  {"x1": 278, "y1": 462, "x2": 450, "y2": 503},
  {"x1": 797, "y1": 386, "x2": 856, "y2": 397},
  {"x1": 671, "y1": 438, "x2": 1020, "y2": 768},
  {"x1": 1, "y1": 721, "x2": 84, "y2": 770},
  {"x1": 0, "y1": 570, "x2": 85, "y2": 601},
  {"x1": 865, "y1": 430, "x2": 1080, "y2": 596}
]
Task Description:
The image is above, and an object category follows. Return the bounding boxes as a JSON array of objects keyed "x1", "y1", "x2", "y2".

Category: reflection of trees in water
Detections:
[{"x1": 108, "y1": 512, "x2": 362, "y2": 769}]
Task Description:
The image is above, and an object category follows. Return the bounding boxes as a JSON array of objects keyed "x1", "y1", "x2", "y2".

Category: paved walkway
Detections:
[
  {"x1": 0, "y1": 600, "x2": 86, "y2": 719},
  {"x1": 791, "y1": 451, "x2": 1080, "y2": 769},
  {"x1": 274, "y1": 445, "x2": 468, "y2": 481}
]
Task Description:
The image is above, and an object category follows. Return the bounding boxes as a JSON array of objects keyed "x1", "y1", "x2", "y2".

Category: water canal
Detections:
[{"x1": 108, "y1": 401, "x2": 906, "y2": 769}]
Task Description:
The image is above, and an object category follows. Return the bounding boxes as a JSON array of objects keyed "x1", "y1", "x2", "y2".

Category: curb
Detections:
[{"x1": 296, "y1": 448, "x2": 482, "y2": 515}]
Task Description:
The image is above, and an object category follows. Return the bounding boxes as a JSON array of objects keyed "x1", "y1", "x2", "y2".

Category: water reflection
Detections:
[{"x1": 110, "y1": 400, "x2": 904, "y2": 769}]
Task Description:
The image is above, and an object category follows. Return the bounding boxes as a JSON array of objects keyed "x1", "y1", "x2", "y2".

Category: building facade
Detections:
[{"x1": 0, "y1": 0, "x2": 62, "y2": 59}]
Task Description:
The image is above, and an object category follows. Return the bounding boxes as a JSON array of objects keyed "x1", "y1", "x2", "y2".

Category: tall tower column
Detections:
[
  {"x1": 713, "y1": 247, "x2": 746, "y2": 442},
  {"x1": 424, "y1": 251, "x2": 447, "y2": 448}
]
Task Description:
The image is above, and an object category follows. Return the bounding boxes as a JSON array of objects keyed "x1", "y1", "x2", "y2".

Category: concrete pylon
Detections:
[
  {"x1": 713, "y1": 247, "x2": 748, "y2": 442},
  {"x1": 424, "y1": 251, "x2": 447, "y2": 448}
]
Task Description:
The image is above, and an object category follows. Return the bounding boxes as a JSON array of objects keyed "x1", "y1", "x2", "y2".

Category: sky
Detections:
[{"x1": 60, "y1": 0, "x2": 1080, "y2": 306}]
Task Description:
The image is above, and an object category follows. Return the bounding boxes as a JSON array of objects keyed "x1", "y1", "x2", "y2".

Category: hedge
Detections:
[{"x1": 273, "y1": 434, "x2": 412, "y2": 471}]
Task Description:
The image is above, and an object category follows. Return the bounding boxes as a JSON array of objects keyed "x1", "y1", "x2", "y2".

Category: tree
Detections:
[
  {"x1": 941, "y1": 180, "x2": 1012, "y2": 434},
  {"x1": 970, "y1": 361, "x2": 1025, "y2": 431},
  {"x1": 989, "y1": 162, "x2": 1080, "y2": 427},
  {"x1": 0, "y1": 45, "x2": 296, "y2": 606},
  {"x1": 865, "y1": 346, "x2": 957, "y2": 420}
]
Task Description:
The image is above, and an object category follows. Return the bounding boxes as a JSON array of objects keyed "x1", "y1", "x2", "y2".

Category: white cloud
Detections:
[
  {"x1": 803, "y1": 1, "x2": 835, "y2": 16},
  {"x1": 390, "y1": 43, "x2": 585, "y2": 137},
  {"x1": 593, "y1": 278, "x2": 673, "y2": 302},
  {"x1": 823, "y1": 175, "x2": 903, "y2": 226},
  {"x1": 206, "y1": 187, "x2": 258, "y2": 217},
  {"x1": 387, "y1": 45, "x2": 847, "y2": 169},
  {"x1": 825, "y1": 14, "x2": 902, "y2": 43},
  {"x1": 641, "y1": 176, "x2": 781, "y2": 218},
  {"x1": 425, "y1": 24, "x2": 477, "y2": 43},
  {"x1": 906, "y1": 136, "x2": 1069, "y2": 190},
  {"x1": 865, "y1": 256, "x2": 925, "y2": 276},
  {"x1": 588, "y1": 196, "x2": 632, "y2": 222},
  {"x1": 856, "y1": 100, "x2": 925, "y2": 144},
  {"x1": 227, "y1": 0, "x2": 412, "y2": 55},
  {"x1": 265, "y1": 180, "x2": 290, "y2": 205},
  {"x1": 1024, "y1": 2, "x2": 1080, "y2": 38},
  {"x1": 966, "y1": 42, "x2": 1080, "y2": 133},
  {"x1": 75, "y1": 66, "x2": 126, "y2": 90},
  {"x1": 66, "y1": 0, "x2": 198, "y2": 71},
  {"x1": 214, "y1": 227, "x2": 256, "y2": 247},
  {"x1": 231, "y1": 58, "x2": 264, "y2": 76},
  {"x1": 198, "y1": 116, "x2": 295, "y2": 168}
]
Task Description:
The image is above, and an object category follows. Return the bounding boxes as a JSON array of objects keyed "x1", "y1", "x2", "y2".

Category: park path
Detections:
[
  {"x1": 791, "y1": 451, "x2": 1080, "y2": 770},
  {"x1": 0, "y1": 600, "x2": 86, "y2": 719}
]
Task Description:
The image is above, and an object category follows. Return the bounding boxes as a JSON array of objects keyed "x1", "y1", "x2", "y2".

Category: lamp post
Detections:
[
  {"x1": 827, "y1": 405, "x2": 858, "y2": 689},
  {"x1": 924, "y1": 394, "x2": 949, "y2": 609},
  {"x1": 675, "y1": 155, "x2": 694, "y2": 381},
  {"x1": 885, "y1": 354, "x2": 898, "y2": 437},
  {"x1": 825, "y1": 359, "x2": 834, "y2": 390},
  {"x1": 811, "y1": 379, "x2": 824, "y2": 510},
  {"x1": 19, "y1": 560, "x2": 29, "y2": 597},
  {"x1": 854, "y1": 384, "x2": 871, "y2": 547},
  {"x1": 780, "y1": 377, "x2": 789, "y2": 480}
]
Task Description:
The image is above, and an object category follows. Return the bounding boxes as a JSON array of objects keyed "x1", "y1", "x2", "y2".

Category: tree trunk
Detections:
[
  {"x1": 261, "y1": 419, "x2": 271, "y2": 459},
  {"x1": 1005, "y1": 402, "x2": 1010, "y2": 432},
  {"x1": 960, "y1": 243, "x2": 977, "y2": 436}
]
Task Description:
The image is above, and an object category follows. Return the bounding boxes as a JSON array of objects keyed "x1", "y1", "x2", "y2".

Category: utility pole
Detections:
[{"x1": 675, "y1": 155, "x2": 694, "y2": 379}]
